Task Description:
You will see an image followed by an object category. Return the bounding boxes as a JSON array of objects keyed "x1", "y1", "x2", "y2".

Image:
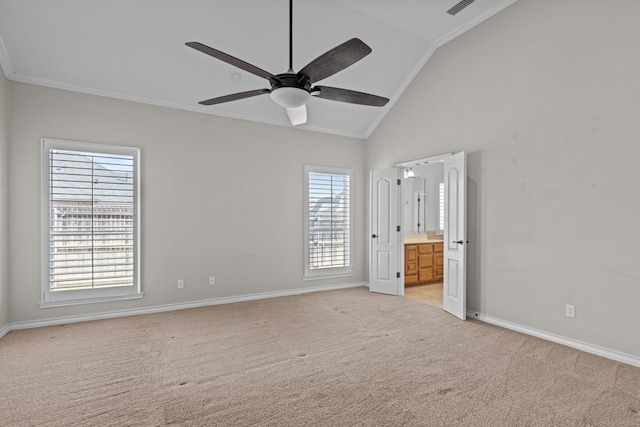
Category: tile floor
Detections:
[{"x1": 404, "y1": 282, "x2": 443, "y2": 308}]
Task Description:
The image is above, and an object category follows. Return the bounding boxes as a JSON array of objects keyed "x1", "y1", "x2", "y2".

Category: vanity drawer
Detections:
[{"x1": 418, "y1": 243, "x2": 434, "y2": 255}]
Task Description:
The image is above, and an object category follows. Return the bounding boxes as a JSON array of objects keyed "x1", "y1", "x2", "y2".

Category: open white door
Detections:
[
  {"x1": 443, "y1": 152, "x2": 467, "y2": 319},
  {"x1": 369, "y1": 168, "x2": 401, "y2": 295}
]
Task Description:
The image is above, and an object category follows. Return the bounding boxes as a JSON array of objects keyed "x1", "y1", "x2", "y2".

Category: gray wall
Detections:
[
  {"x1": 8, "y1": 82, "x2": 365, "y2": 323},
  {"x1": 5, "y1": 0, "x2": 640, "y2": 361},
  {"x1": 0, "y1": 66, "x2": 8, "y2": 329},
  {"x1": 366, "y1": 0, "x2": 640, "y2": 357}
]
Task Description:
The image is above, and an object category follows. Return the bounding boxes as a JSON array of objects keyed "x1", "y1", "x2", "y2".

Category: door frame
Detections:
[
  {"x1": 392, "y1": 152, "x2": 458, "y2": 304},
  {"x1": 369, "y1": 152, "x2": 462, "y2": 301}
]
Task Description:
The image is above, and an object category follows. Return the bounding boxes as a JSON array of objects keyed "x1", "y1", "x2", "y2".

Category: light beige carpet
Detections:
[{"x1": 1, "y1": 287, "x2": 639, "y2": 426}]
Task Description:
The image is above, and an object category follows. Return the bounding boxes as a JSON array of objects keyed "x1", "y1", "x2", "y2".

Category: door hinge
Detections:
[
  {"x1": 396, "y1": 272, "x2": 401, "y2": 279},
  {"x1": 397, "y1": 179, "x2": 401, "y2": 185},
  {"x1": 397, "y1": 225, "x2": 401, "y2": 232}
]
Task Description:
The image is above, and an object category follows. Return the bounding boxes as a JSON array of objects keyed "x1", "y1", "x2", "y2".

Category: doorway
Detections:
[
  {"x1": 369, "y1": 151, "x2": 467, "y2": 319},
  {"x1": 400, "y1": 161, "x2": 445, "y2": 308}
]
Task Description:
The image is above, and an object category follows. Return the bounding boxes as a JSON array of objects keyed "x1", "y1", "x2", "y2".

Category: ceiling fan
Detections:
[{"x1": 186, "y1": 0, "x2": 389, "y2": 126}]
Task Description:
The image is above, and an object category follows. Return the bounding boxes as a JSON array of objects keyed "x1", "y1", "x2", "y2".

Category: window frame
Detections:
[
  {"x1": 40, "y1": 138, "x2": 142, "y2": 308},
  {"x1": 437, "y1": 177, "x2": 445, "y2": 236},
  {"x1": 303, "y1": 165, "x2": 353, "y2": 280}
]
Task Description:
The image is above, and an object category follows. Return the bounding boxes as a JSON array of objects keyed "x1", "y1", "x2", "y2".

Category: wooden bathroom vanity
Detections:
[{"x1": 404, "y1": 238, "x2": 444, "y2": 286}]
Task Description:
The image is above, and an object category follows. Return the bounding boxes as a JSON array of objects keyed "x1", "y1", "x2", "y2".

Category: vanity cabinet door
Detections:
[
  {"x1": 418, "y1": 244, "x2": 434, "y2": 282},
  {"x1": 434, "y1": 242, "x2": 444, "y2": 280},
  {"x1": 405, "y1": 245, "x2": 418, "y2": 285}
]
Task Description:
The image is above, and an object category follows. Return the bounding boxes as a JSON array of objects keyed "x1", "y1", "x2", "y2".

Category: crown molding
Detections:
[
  {"x1": 435, "y1": 0, "x2": 519, "y2": 47},
  {"x1": 6, "y1": 72, "x2": 368, "y2": 140}
]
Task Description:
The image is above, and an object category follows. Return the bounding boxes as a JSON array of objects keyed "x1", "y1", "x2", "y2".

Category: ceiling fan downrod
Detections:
[{"x1": 289, "y1": 0, "x2": 293, "y2": 72}]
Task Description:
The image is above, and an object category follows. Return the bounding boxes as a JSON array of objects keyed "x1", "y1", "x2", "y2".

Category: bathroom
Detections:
[{"x1": 402, "y1": 162, "x2": 444, "y2": 305}]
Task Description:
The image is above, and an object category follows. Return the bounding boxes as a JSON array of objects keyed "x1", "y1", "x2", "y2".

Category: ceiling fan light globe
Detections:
[
  {"x1": 270, "y1": 87, "x2": 310, "y2": 108},
  {"x1": 286, "y1": 105, "x2": 307, "y2": 126}
]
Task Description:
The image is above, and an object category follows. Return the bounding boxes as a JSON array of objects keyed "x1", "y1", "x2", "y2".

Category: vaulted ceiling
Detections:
[{"x1": 0, "y1": 0, "x2": 517, "y2": 138}]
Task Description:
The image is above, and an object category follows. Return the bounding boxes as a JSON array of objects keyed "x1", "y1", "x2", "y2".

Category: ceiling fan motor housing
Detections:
[{"x1": 269, "y1": 73, "x2": 313, "y2": 108}]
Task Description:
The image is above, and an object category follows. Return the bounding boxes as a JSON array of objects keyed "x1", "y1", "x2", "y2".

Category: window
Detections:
[
  {"x1": 304, "y1": 165, "x2": 352, "y2": 279},
  {"x1": 438, "y1": 178, "x2": 445, "y2": 235},
  {"x1": 41, "y1": 139, "x2": 141, "y2": 307}
]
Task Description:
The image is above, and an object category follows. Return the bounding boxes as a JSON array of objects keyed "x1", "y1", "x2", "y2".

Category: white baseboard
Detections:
[
  {"x1": 468, "y1": 310, "x2": 640, "y2": 368},
  {"x1": 7, "y1": 282, "x2": 366, "y2": 332},
  {"x1": 0, "y1": 323, "x2": 10, "y2": 340},
  {"x1": 10, "y1": 287, "x2": 636, "y2": 369}
]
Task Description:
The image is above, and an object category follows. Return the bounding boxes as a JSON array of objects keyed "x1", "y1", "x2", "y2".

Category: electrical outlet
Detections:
[
  {"x1": 177, "y1": 279, "x2": 184, "y2": 289},
  {"x1": 565, "y1": 304, "x2": 575, "y2": 318},
  {"x1": 209, "y1": 276, "x2": 216, "y2": 285}
]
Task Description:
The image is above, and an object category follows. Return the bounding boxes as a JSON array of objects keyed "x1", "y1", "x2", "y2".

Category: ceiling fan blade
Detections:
[
  {"x1": 298, "y1": 38, "x2": 372, "y2": 84},
  {"x1": 313, "y1": 86, "x2": 389, "y2": 107},
  {"x1": 186, "y1": 42, "x2": 275, "y2": 80},
  {"x1": 199, "y1": 89, "x2": 270, "y2": 106},
  {"x1": 286, "y1": 105, "x2": 307, "y2": 125}
]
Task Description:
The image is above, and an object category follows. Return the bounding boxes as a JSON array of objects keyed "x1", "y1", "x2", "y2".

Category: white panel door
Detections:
[
  {"x1": 443, "y1": 152, "x2": 467, "y2": 319},
  {"x1": 370, "y1": 168, "x2": 401, "y2": 295}
]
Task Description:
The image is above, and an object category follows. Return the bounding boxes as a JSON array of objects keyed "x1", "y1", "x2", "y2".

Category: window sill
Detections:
[
  {"x1": 303, "y1": 272, "x2": 354, "y2": 282},
  {"x1": 39, "y1": 292, "x2": 144, "y2": 309}
]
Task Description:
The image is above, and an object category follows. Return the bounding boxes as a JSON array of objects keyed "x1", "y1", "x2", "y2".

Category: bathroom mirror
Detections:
[
  {"x1": 403, "y1": 163, "x2": 445, "y2": 236},
  {"x1": 403, "y1": 177, "x2": 427, "y2": 234}
]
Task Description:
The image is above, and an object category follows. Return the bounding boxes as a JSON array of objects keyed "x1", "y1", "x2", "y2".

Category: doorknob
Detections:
[
  {"x1": 453, "y1": 240, "x2": 464, "y2": 244},
  {"x1": 371, "y1": 234, "x2": 378, "y2": 239}
]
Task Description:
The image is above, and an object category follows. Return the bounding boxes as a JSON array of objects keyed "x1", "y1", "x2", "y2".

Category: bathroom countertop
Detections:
[{"x1": 403, "y1": 235, "x2": 444, "y2": 244}]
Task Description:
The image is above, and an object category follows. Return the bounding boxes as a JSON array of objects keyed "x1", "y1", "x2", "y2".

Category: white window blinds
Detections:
[
  {"x1": 45, "y1": 142, "x2": 138, "y2": 295},
  {"x1": 305, "y1": 166, "x2": 352, "y2": 278},
  {"x1": 438, "y1": 180, "x2": 445, "y2": 233}
]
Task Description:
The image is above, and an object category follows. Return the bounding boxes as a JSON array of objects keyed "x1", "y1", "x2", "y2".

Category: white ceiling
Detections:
[{"x1": 0, "y1": 0, "x2": 517, "y2": 139}]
